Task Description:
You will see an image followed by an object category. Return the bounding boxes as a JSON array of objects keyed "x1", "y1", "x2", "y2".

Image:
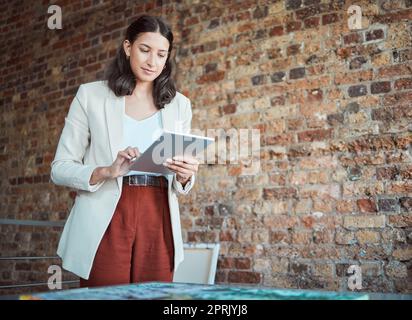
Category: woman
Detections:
[{"x1": 50, "y1": 15, "x2": 199, "y2": 288}]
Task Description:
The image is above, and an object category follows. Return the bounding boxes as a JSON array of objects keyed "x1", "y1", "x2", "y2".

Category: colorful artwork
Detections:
[{"x1": 20, "y1": 282, "x2": 370, "y2": 300}]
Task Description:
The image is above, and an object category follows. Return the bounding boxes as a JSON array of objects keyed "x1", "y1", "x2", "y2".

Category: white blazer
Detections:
[{"x1": 50, "y1": 80, "x2": 195, "y2": 280}]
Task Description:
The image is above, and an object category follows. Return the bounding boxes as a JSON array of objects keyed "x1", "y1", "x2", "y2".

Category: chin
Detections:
[{"x1": 137, "y1": 72, "x2": 157, "y2": 81}]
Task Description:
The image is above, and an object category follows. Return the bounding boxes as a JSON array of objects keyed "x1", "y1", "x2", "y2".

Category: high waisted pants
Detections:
[{"x1": 79, "y1": 179, "x2": 174, "y2": 288}]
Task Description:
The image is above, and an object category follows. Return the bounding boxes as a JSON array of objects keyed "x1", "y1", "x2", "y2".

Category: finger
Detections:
[
  {"x1": 125, "y1": 147, "x2": 139, "y2": 159},
  {"x1": 175, "y1": 159, "x2": 198, "y2": 172},
  {"x1": 122, "y1": 147, "x2": 131, "y2": 157},
  {"x1": 165, "y1": 163, "x2": 193, "y2": 176},
  {"x1": 167, "y1": 160, "x2": 197, "y2": 173},
  {"x1": 125, "y1": 146, "x2": 137, "y2": 158},
  {"x1": 119, "y1": 151, "x2": 132, "y2": 160},
  {"x1": 172, "y1": 156, "x2": 199, "y2": 165}
]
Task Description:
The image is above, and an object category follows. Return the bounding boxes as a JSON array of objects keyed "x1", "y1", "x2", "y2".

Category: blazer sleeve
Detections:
[
  {"x1": 172, "y1": 97, "x2": 196, "y2": 195},
  {"x1": 50, "y1": 84, "x2": 105, "y2": 192}
]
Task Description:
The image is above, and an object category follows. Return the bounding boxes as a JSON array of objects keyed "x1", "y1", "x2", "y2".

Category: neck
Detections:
[{"x1": 131, "y1": 80, "x2": 153, "y2": 99}]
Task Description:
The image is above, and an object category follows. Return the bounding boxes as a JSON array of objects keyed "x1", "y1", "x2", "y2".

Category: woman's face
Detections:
[{"x1": 123, "y1": 32, "x2": 170, "y2": 83}]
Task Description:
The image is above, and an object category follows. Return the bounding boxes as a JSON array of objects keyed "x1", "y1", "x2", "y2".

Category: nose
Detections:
[{"x1": 147, "y1": 53, "x2": 155, "y2": 67}]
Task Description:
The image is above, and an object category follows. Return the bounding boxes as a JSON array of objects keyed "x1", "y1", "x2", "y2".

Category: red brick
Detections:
[
  {"x1": 265, "y1": 133, "x2": 294, "y2": 146},
  {"x1": 286, "y1": 0, "x2": 302, "y2": 10},
  {"x1": 376, "y1": 166, "x2": 399, "y2": 180},
  {"x1": 252, "y1": 6, "x2": 268, "y2": 19},
  {"x1": 185, "y1": 16, "x2": 199, "y2": 26},
  {"x1": 388, "y1": 215, "x2": 412, "y2": 227},
  {"x1": 306, "y1": 88, "x2": 323, "y2": 103},
  {"x1": 270, "y1": 95, "x2": 286, "y2": 106},
  {"x1": 303, "y1": 17, "x2": 320, "y2": 28},
  {"x1": 343, "y1": 33, "x2": 363, "y2": 45},
  {"x1": 270, "y1": 230, "x2": 290, "y2": 244},
  {"x1": 348, "y1": 85, "x2": 367, "y2": 97},
  {"x1": 298, "y1": 129, "x2": 332, "y2": 142},
  {"x1": 188, "y1": 231, "x2": 217, "y2": 242},
  {"x1": 382, "y1": 91, "x2": 412, "y2": 106},
  {"x1": 349, "y1": 56, "x2": 367, "y2": 69},
  {"x1": 365, "y1": 29, "x2": 385, "y2": 41},
  {"x1": 296, "y1": 6, "x2": 319, "y2": 20},
  {"x1": 228, "y1": 271, "x2": 261, "y2": 284},
  {"x1": 289, "y1": 67, "x2": 305, "y2": 79},
  {"x1": 378, "y1": 64, "x2": 412, "y2": 78},
  {"x1": 263, "y1": 187, "x2": 297, "y2": 200},
  {"x1": 218, "y1": 257, "x2": 234, "y2": 269},
  {"x1": 378, "y1": 199, "x2": 398, "y2": 212},
  {"x1": 357, "y1": 199, "x2": 378, "y2": 213},
  {"x1": 221, "y1": 103, "x2": 237, "y2": 114},
  {"x1": 322, "y1": 13, "x2": 339, "y2": 25},
  {"x1": 236, "y1": 11, "x2": 251, "y2": 21},
  {"x1": 269, "y1": 25, "x2": 284, "y2": 36},
  {"x1": 373, "y1": 9, "x2": 412, "y2": 24},
  {"x1": 234, "y1": 257, "x2": 251, "y2": 270},
  {"x1": 399, "y1": 167, "x2": 412, "y2": 180},
  {"x1": 286, "y1": 21, "x2": 302, "y2": 32},
  {"x1": 196, "y1": 71, "x2": 225, "y2": 84},
  {"x1": 220, "y1": 231, "x2": 235, "y2": 242},
  {"x1": 394, "y1": 78, "x2": 412, "y2": 90},
  {"x1": 287, "y1": 44, "x2": 301, "y2": 56},
  {"x1": 387, "y1": 182, "x2": 412, "y2": 194},
  {"x1": 347, "y1": 136, "x2": 397, "y2": 152},
  {"x1": 371, "y1": 81, "x2": 391, "y2": 94}
]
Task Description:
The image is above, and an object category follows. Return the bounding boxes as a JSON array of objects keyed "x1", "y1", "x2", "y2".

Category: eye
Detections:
[
  {"x1": 159, "y1": 54, "x2": 166, "y2": 58},
  {"x1": 140, "y1": 48, "x2": 149, "y2": 53}
]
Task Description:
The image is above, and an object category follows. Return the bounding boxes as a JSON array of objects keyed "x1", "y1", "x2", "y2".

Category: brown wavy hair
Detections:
[{"x1": 104, "y1": 15, "x2": 176, "y2": 109}]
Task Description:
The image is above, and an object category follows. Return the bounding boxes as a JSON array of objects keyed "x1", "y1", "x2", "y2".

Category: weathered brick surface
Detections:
[{"x1": 1, "y1": 0, "x2": 411, "y2": 295}]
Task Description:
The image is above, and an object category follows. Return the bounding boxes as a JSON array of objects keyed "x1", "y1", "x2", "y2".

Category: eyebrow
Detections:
[{"x1": 139, "y1": 43, "x2": 168, "y2": 53}]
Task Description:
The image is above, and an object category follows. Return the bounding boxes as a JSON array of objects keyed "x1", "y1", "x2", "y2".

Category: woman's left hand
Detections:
[{"x1": 163, "y1": 156, "x2": 199, "y2": 185}]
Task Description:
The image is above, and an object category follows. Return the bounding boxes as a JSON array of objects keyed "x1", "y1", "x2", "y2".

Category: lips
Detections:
[{"x1": 142, "y1": 67, "x2": 155, "y2": 73}]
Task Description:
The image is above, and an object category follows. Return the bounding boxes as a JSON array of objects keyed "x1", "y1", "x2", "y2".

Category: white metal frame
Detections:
[{"x1": 173, "y1": 242, "x2": 220, "y2": 285}]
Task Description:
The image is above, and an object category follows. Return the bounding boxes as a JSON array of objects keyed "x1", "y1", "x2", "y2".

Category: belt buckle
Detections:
[{"x1": 130, "y1": 175, "x2": 137, "y2": 186}]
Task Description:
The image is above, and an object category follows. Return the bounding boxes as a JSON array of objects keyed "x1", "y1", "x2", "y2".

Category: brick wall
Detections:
[{"x1": 1, "y1": 0, "x2": 411, "y2": 295}]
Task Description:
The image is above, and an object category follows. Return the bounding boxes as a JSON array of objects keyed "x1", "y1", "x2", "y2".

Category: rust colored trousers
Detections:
[{"x1": 79, "y1": 179, "x2": 174, "y2": 288}]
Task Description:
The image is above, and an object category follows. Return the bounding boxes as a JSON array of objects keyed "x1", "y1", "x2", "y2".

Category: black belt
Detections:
[{"x1": 123, "y1": 175, "x2": 167, "y2": 188}]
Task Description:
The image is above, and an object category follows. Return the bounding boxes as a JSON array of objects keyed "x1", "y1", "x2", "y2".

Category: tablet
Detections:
[{"x1": 129, "y1": 130, "x2": 215, "y2": 175}]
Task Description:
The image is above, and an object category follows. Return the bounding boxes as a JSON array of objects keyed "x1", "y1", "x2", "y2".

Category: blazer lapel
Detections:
[
  {"x1": 160, "y1": 102, "x2": 174, "y2": 132},
  {"x1": 160, "y1": 103, "x2": 175, "y2": 189},
  {"x1": 104, "y1": 94, "x2": 124, "y2": 191},
  {"x1": 104, "y1": 95, "x2": 124, "y2": 164}
]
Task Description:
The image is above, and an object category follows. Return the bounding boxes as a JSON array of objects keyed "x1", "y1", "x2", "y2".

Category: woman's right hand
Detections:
[{"x1": 108, "y1": 146, "x2": 140, "y2": 178}]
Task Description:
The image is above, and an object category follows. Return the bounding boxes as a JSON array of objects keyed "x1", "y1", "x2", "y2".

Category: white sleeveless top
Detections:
[{"x1": 122, "y1": 103, "x2": 165, "y2": 177}]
